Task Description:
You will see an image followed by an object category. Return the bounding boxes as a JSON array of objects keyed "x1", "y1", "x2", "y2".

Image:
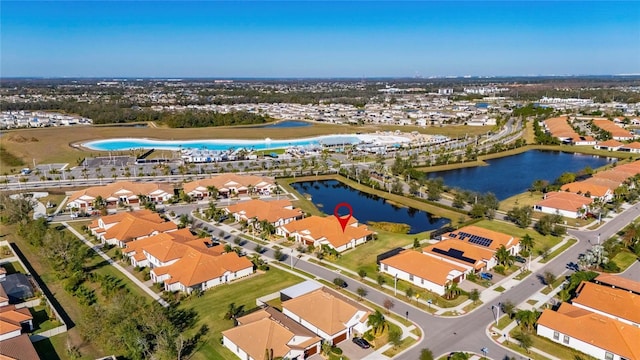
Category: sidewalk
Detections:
[{"x1": 63, "y1": 222, "x2": 169, "y2": 307}]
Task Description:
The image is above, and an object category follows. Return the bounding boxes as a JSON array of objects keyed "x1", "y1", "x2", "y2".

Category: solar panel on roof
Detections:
[
  {"x1": 468, "y1": 236, "x2": 493, "y2": 247},
  {"x1": 432, "y1": 247, "x2": 476, "y2": 264}
]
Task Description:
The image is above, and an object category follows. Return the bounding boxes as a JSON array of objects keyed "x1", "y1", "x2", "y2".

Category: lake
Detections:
[
  {"x1": 427, "y1": 150, "x2": 614, "y2": 200},
  {"x1": 252, "y1": 120, "x2": 311, "y2": 128},
  {"x1": 291, "y1": 179, "x2": 450, "y2": 234}
]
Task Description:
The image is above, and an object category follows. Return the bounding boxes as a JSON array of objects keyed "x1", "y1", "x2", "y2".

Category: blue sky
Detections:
[{"x1": 2, "y1": 1, "x2": 639, "y2": 77}]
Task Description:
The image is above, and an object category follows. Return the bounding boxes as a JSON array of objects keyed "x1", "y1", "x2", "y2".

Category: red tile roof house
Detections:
[
  {"x1": 421, "y1": 225, "x2": 521, "y2": 273},
  {"x1": 282, "y1": 287, "x2": 371, "y2": 346},
  {"x1": 224, "y1": 199, "x2": 303, "y2": 227},
  {"x1": 277, "y1": 215, "x2": 374, "y2": 253},
  {"x1": 379, "y1": 250, "x2": 466, "y2": 296},
  {"x1": 182, "y1": 173, "x2": 276, "y2": 200},
  {"x1": 66, "y1": 181, "x2": 174, "y2": 210},
  {"x1": 536, "y1": 279, "x2": 640, "y2": 360},
  {"x1": 594, "y1": 139, "x2": 625, "y2": 151},
  {"x1": 122, "y1": 229, "x2": 253, "y2": 294},
  {"x1": 151, "y1": 248, "x2": 253, "y2": 294},
  {"x1": 0, "y1": 305, "x2": 33, "y2": 341},
  {"x1": 222, "y1": 307, "x2": 322, "y2": 360},
  {"x1": 533, "y1": 191, "x2": 593, "y2": 219},
  {"x1": 89, "y1": 209, "x2": 178, "y2": 247}
]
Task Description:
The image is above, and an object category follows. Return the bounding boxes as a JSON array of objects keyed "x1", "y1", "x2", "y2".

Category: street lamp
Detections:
[
  {"x1": 394, "y1": 273, "x2": 398, "y2": 296},
  {"x1": 492, "y1": 302, "x2": 501, "y2": 326}
]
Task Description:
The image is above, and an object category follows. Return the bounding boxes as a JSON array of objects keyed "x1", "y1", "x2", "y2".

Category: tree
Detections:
[
  {"x1": 367, "y1": 310, "x2": 387, "y2": 336},
  {"x1": 383, "y1": 298, "x2": 395, "y2": 314},
  {"x1": 388, "y1": 328, "x2": 402, "y2": 348},
  {"x1": 495, "y1": 245, "x2": 514, "y2": 267},
  {"x1": 377, "y1": 275, "x2": 386, "y2": 287},
  {"x1": 449, "y1": 352, "x2": 470, "y2": 360},
  {"x1": 506, "y1": 205, "x2": 532, "y2": 228},
  {"x1": 501, "y1": 300, "x2": 515, "y2": 319},
  {"x1": 273, "y1": 249, "x2": 284, "y2": 261},
  {"x1": 514, "y1": 332, "x2": 533, "y2": 353},
  {"x1": 405, "y1": 287, "x2": 414, "y2": 301},
  {"x1": 543, "y1": 271, "x2": 556, "y2": 289},
  {"x1": 254, "y1": 244, "x2": 265, "y2": 254},
  {"x1": 358, "y1": 269, "x2": 367, "y2": 280},
  {"x1": 419, "y1": 348, "x2": 435, "y2": 360},
  {"x1": 444, "y1": 282, "x2": 462, "y2": 300},
  {"x1": 356, "y1": 287, "x2": 368, "y2": 300},
  {"x1": 469, "y1": 289, "x2": 480, "y2": 304},
  {"x1": 515, "y1": 309, "x2": 540, "y2": 333},
  {"x1": 520, "y1": 234, "x2": 534, "y2": 254}
]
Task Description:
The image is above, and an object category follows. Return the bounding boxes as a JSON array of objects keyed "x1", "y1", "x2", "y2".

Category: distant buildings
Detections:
[
  {"x1": 67, "y1": 181, "x2": 174, "y2": 211},
  {"x1": 183, "y1": 174, "x2": 276, "y2": 200},
  {"x1": 224, "y1": 199, "x2": 303, "y2": 227},
  {"x1": 0, "y1": 110, "x2": 92, "y2": 129}
]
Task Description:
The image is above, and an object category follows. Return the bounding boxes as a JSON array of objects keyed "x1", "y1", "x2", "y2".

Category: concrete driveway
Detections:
[{"x1": 339, "y1": 338, "x2": 375, "y2": 359}]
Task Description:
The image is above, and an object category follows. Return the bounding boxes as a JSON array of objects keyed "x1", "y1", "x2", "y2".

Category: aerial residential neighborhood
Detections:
[{"x1": 2, "y1": 1, "x2": 640, "y2": 360}]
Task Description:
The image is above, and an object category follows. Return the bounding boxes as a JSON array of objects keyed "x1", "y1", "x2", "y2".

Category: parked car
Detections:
[
  {"x1": 352, "y1": 337, "x2": 371, "y2": 349},
  {"x1": 566, "y1": 262, "x2": 579, "y2": 271},
  {"x1": 480, "y1": 272, "x2": 493, "y2": 280},
  {"x1": 515, "y1": 256, "x2": 526, "y2": 263}
]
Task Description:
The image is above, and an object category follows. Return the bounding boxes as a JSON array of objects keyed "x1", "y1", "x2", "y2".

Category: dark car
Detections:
[
  {"x1": 515, "y1": 256, "x2": 526, "y2": 263},
  {"x1": 352, "y1": 337, "x2": 371, "y2": 349}
]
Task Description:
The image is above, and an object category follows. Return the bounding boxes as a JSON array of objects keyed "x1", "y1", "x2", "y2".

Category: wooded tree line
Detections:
[{"x1": 0, "y1": 195, "x2": 196, "y2": 360}]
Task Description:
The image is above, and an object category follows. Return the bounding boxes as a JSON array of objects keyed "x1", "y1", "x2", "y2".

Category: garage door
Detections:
[
  {"x1": 332, "y1": 332, "x2": 347, "y2": 345},
  {"x1": 304, "y1": 345, "x2": 318, "y2": 358}
]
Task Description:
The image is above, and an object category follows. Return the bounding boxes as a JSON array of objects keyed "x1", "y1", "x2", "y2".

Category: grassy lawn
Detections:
[
  {"x1": 612, "y1": 250, "x2": 638, "y2": 271},
  {"x1": 473, "y1": 220, "x2": 562, "y2": 258},
  {"x1": 526, "y1": 299, "x2": 538, "y2": 306},
  {"x1": 331, "y1": 230, "x2": 417, "y2": 275},
  {"x1": 508, "y1": 330, "x2": 598, "y2": 360},
  {"x1": 541, "y1": 277, "x2": 566, "y2": 295},
  {"x1": 540, "y1": 238, "x2": 577, "y2": 263},
  {"x1": 498, "y1": 191, "x2": 543, "y2": 212},
  {"x1": 494, "y1": 286, "x2": 506, "y2": 292},
  {"x1": 514, "y1": 269, "x2": 532, "y2": 280},
  {"x1": 495, "y1": 315, "x2": 514, "y2": 330},
  {"x1": 182, "y1": 268, "x2": 304, "y2": 360},
  {"x1": 65, "y1": 220, "x2": 93, "y2": 235},
  {"x1": 381, "y1": 337, "x2": 417, "y2": 358},
  {"x1": 29, "y1": 305, "x2": 64, "y2": 333},
  {"x1": 1, "y1": 261, "x2": 26, "y2": 274}
]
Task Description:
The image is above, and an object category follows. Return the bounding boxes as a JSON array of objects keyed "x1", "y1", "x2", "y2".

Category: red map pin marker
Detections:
[{"x1": 334, "y1": 202, "x2": 353, "y2": 232}]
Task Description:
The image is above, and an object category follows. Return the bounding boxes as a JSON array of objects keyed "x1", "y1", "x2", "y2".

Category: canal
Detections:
[{"x1": 291, "y1": 179, "x2": 450, "y2": 234}]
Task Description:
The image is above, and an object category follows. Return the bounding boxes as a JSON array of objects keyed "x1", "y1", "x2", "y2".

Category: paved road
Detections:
[{"x1": 184, "y1": 202, "x2": 640, "y2": 359}]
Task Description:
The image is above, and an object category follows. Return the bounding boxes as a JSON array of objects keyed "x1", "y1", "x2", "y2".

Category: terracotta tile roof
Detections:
[
  {"x1": 424, "y1": 239, "x2": 495, "y2": 270},
  {"x1": 596, "y1": 139, "x2": 624, "y2": 148},
  {"x1": 621, "y1": 141, "x2": 640, "y2": 149},
  {"x1": 280, "y1": 215, "x2": 373, "y2": 249},
  {"x1": 282, "y1": 288, "x2": 370, "y2": 336},
  {"x1": 225, "y1": 307, "x2": 321, "y2": 359},
  {"x1": 156, "y1": 250, "x2": 252, "y2": 287},
  {"x1": 573, "y1": 281, "x2": 640, "y2": 324},
  {"x1": 183, "y1": 173, "x2": 275, "y2": 194},
  {"x1": 535, "y1": 191, "x2": 593, "y2": 212},
  {"x1": 538, "y1": 303, "x2": 640, "y2": 360},
  {"x1": 0, "y1": 305, "x2": 32, "y2": 326},
  {"x1": 443, "y1": 225, "x2": 519, "y2": 250},
  {"x1": 226, "y1": 199, "x2": 302, "y2": 223},
  {"x1": 582, "y1": 177, "x2": 623, "y2": 190},
  {"x1": 544, "y1": 116, "x2": 580, "y2": 140},
  {"x1": 68, "y1": 181, "x2": 173, "y2": 203},
  {"x1": 380, "y1": 250, "x2": 466, "y2": 285},
  {"x1": 0, "y1": 334, "x2": 40, "y2": 360},
  {"x1": 592, "y1": 119, "x2": 633, "y2": 139},
  {"x1": 595, "y1": 274, "x2": 640, "y2": 294},
  {"x1": 0, "y1": 283, "x2": 8, "y2": 304},
  {"x1": 561, "y1": 182, "x2": 611, "y2": 197},
  {"x1": 94, "y1": 209, "x2": 161, "y2": 226},
  {"x1": 101, "y1": 211, "x2": 177, "y2": 243}
]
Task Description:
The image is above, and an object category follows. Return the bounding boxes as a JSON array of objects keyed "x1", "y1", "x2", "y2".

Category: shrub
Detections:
[
  {"x1": 331, "y1": 347, "x2": 343, "y2": 355},
  {"x1": 494, "y1": 265, "x2": 505, "y2": 275}
]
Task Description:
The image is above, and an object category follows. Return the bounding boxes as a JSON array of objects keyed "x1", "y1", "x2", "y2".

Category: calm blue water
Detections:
[
  {"x1": 291, "y1": 180, "x2": 450, "y2": 234},
  {"x1": 250, "y1": 120, "x2": 311, "y2": 128},
  {"x1": 427, "y1": 150, "x2": 614, "y2": 200},
  {"x1": 83, "y1": 134, "x2": 361, "y2": 151}
]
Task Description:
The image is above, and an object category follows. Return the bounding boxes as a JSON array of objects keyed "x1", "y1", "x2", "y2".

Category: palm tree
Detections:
[
  {"x1": 206, "y1": 185, "x2": 218, "y2": 199},
  {"x1": 520, "y1": 234, "x2": 534, "y2": 254},
  {"x1": 515, "y1": 309, "x2": 539, "y2": 333},
  {"x1": 444, "y1": 281, "x2": 462, "y2": 300},
  {"x1": 495, "y1": 245, "x2": 514, "y2": 267},
  {"x1": 514, "y1": 332, "x2": 533, "y2": 353},
  {"x1": 367, "y1": 310, "x2": 387, "y2": 336}
]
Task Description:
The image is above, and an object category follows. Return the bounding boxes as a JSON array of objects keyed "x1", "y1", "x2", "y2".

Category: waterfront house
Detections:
[
  {"x1": 533, "y1": 191, "x2": 593, "y2": 218},
  {"x1": 224, "y1": 199, "x2": 303, "y2": 227},
  {"x1": 277, "y1": 215, "x2": 374, "y2": 253}
]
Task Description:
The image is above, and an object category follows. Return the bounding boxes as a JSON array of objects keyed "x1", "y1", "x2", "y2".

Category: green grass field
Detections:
[
  {"x1": 611, "y1": 250, "x2": 638, "y2": 271},
  {"x1": 181, "y1": 268, "x2": 304, "y2": 360}
]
